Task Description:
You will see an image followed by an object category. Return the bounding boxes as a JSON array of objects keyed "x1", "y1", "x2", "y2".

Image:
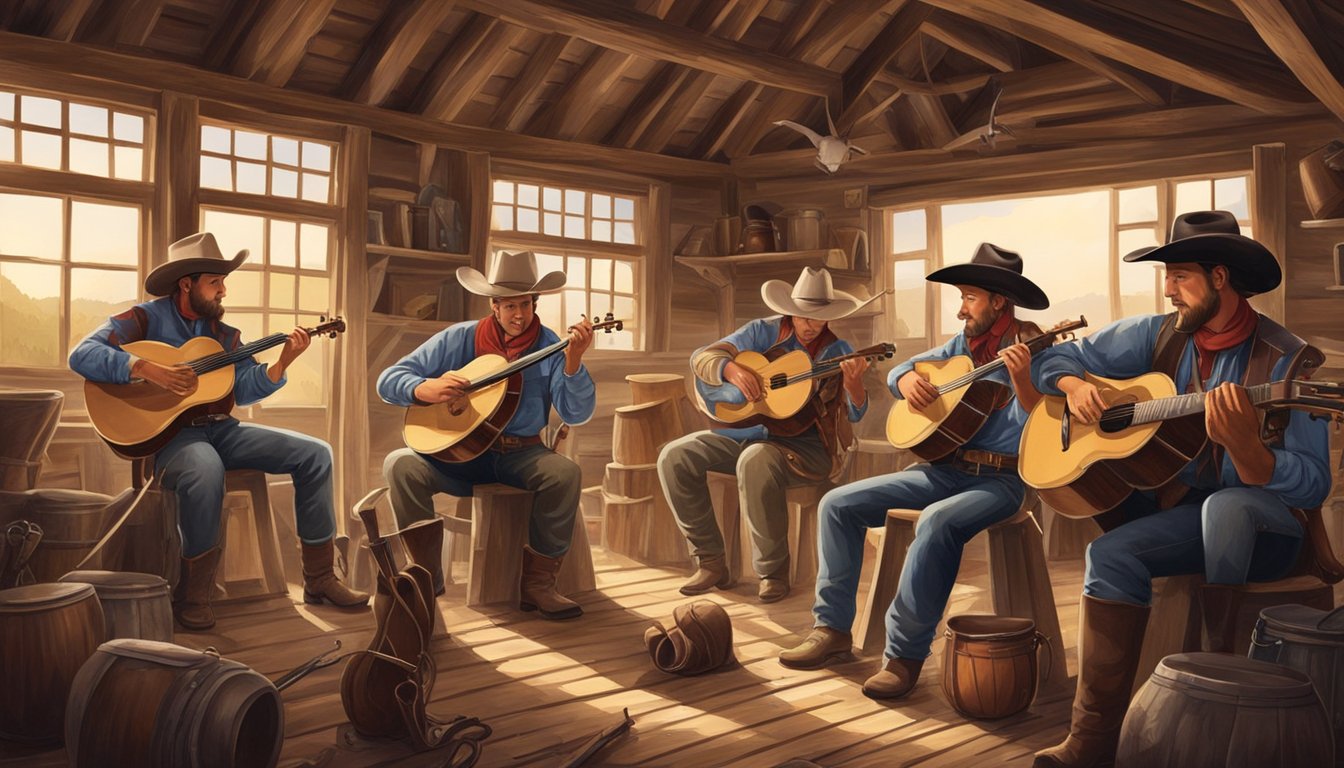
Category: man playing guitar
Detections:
[
  {"x1": 662, "y1": 267, "x2": 878, "y2": 603},
  {"x1": 779, "y1": 243, "x2": 1049, "y2": 701},
  {"x1": 377, "y1": 250, "x2": 595, "y2": 621},
  {"x1": 69, "y1": 232, "x2": 368, "y2": 631},
  {"x1": 1031, "y1": 211, "x2": 1332, "y2": 768}
]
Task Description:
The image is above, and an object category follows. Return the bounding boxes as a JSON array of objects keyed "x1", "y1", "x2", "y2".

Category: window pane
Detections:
[
  {"x1": 237, "y1": 161, "x2": 266, "y2": 194},
  {"x1": 517, "y1": 184, "x2": 538, "y2": 208},
  {"x1": 271, "y1": 167, "x2": 298, "y2": 198},
  {"x1": 891, "y1": 209, "x2": 926, "y2": 253},
  {"x1": 113, "y1": 112, "x2": 143, "y2": 143},
  {"x1": 69, "y1": 104, "x2": 107, "y2": 137},
  {"x1": 535, "y1": 292, "x2": 562, "y2": 335},
  {"x1": 1214, "y1": 177, "x2": 1248, "y2": 220},
  {"x1": 299, "y1": 224, "x2": 328, "y2": 270},
  {"x1": 272, "y1": 137, "x2": 298, "y2": 166},
  {"x1": 564, "y1": 189, "x2": 585, "y2": 214},
  {"x1": 229, "y1": 311, "x2": 264, "y2": 346},
  {"x1": 0, "y1": 193, "x2": 62, "y2": 259},
  {"x1": 613, "y1": 221, "x2": 635, "y2": 244},
  {"x1": 543, "y1": 187, "x2": 561, "y2": 211},
  {"x1": 202, "y1": 210, "x2": 264, "y2": 260},
  {"x1": 892, "y1": 260, "x2": 926, "y2": 338},
  {"x1": 300, "y1": 173, "x2": 329, "y2": 203},
  {"x1": 270, "y1": 220, "x2": 296, "y2": 267},
  {"x1": 614, "y1": 197, "x2": 634, "y2": 219},
  {"x1": 21, "y1": 130, "x2": 61, "y2": 169},
  {"x1": 298, "y1": 275, "x2": 330, "y2": 311},
  {"x1": 591, "y1": 258, "x2": 611, "y2": 291},
  {"x1": 200, "y1": 155, "x2": 232, "y2": 190},
  {"x1": 613, "y1": 260, "x2": 633, "y2": 293},
  {"x1": 1118, "y1": 186, "x2": 1157, "y2": 223},
  {"x1": 0, "y1": 261, "x2": 60, "y2": 365},
  {"x1": 587, "y1": 292, "x2": 611, "y2": 318},
  {"x1": 543, "y1": 212, "x2": 561, "y2": 236},
  {"x1": 592, "y1": 194, "x2": 611, "y2": 218},
  {"x1": 492, "y1": 180, "x2": 514, "y2": 204},
  {"x1": 564, "y1": 215, "x2": 584, "y2": 239},
  {"x1": 20, "y1": 95, "x2": 61, "y2": 128},
  {"x1": 565, "y1": 256, "x2": 584, "y2": 289},
  {"x1": 1118, "y1": 226, "x2": 1159, "y2": 261},
  {"x1": 0, "y1": 91, "x2": 13, "y2": 121},
  {"x1": 69, "y1": 137, "x2": 109, "y2": 177},
  {"x1": 613, "y1": 295, "x2": 634, "y2": 326},
  {"x1": 1120, "y1": 258, "x2": 1162, "y2": 319},
  {"x1": 0, "y1": 126, "x2": 12, "y2": 162},
  {"x1": 492, "y1": 204, "x2": 514, "y2": 231},
  {"x1": 1175, "y1": 180, "x2": 1210, "y2": 215},
  {"x1": 591, "y1": 220, "x2": 611, "y2": 242},
  {"x1": 227, "y1": 269, "x2": 263, "y2": 307},
  {"x1": 234, "y1": 130, "x2": 267, "y2": 160},
  {"x1": 113, "y1": 146, "x2": 143, "y2": 181},
  {"x1": 72, "y1": 201, "x2": 138, "y2": 265},
  {"x1": 301, "y1": 142, "x2": 330, "y2": 172},
  {"x1": 516, "y1": 207, "x2": 539, "y2": 233},
  {"x1": 201, "y1": 125, "x2": 231, "y2": 154},
  {"x1": 562, "y1": 289, "x2": 585, "y2": 321},
  {"x1": 70, "y1": 268, "x2": 138, "y2": 351},
  {"x1": 269, "y1": 272, "x2": 295, "y2": 309}
]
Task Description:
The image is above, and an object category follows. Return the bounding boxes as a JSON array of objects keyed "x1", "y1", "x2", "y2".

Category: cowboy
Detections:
[
  {"x1": 69, "y1": 232, "x2": 369, "y2": 631},
  {"x1": 659, "y1": 267, "x2": 878, "y2": 603},
  {"x1": 778, "y1": 244, "x2": 1049, "y2": 700},
  {"x1": 377, "y1": 250, "x2": 595, "y2": 620},
  {"x1": 1032, "y1": 211, "x2": 1331, "y2": 768}
]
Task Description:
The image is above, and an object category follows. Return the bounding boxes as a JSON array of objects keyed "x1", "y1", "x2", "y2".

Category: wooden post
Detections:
[
  {"x1": 333, "y1": 125, "x2": 371, "y2": 537},
  {"x1": 647, "y1": 181, "x2": 672, "y2": 351},
  {"x1": 1251, "y1": 143, "x2": 1287, "y2": 324},
  {"x1": 155, "y1": 92, "x2": 199, "y2": 262}
]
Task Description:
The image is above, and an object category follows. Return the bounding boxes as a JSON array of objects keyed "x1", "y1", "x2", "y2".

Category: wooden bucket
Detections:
[
  {"x1": 66, "y1": 638, "x2": 284, "y2": 768},
  {"x1": 626, "y1": 373, "x2": 688, "y2": 406},
  {"x1": 940, "y1": 614, "x2": 1045, "y2": 719},
  {"x1": 0, "y1": 582, "x2": 105, "y2": 744},
  {"x1": 1118, "y1": 651, "x2": 1333, "y2": 767},
  {"x1": 0, "y1": 389, "x2": 63, "y2": 491},
  {"x1": 24, "y1": 488, "x2": 113, "y2": 582},
  {"x1": 612, "y1": 398, "x2": 679, "y2": 465},
  {"x1": 1250, "y1": 604, "x2": 1344, "y2": 767},
  {"x1": 59, "y1": 570, "x2": 173, "y2": 642}
]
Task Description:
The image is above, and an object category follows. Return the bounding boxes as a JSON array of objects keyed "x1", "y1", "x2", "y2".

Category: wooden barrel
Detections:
[
  {"x1": 612, "y1": 398, "x2": 679, "y2": 465},
  {"x1": 59, "y1": 570, "x2": 173, "y2": 642},
  {"x1": 1118, "y1": 651, "x2": 1333, "y2": 767},
  {"x1": 1300, "y1": 140, "x2": 1344, "y2": 220},
  {"x1": 1250, "y1": 604, "x2": 1344, "y2": 767},
  {"x1": 626, "y1": 373, "x2": 689, "y2": 406},
  {"x1": 0, "y1": 582, "x2": 105, "y2": 744},
  {"x1": 24, "y1": 488, "x2": 113, "y2": 582},
  {"x1": 940, "y1": 614, "x2": 1043, "y2": 719},
  {"x1": 0, "y1": 389, "x2": 63, "y2": 491},
  {"x1": 66, "y1": 638, "x2": 284, "y2": 768}
]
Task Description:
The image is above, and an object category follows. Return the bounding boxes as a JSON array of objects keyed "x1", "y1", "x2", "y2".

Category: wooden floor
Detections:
[{"x1": 6, "y1": 543, "x2": 1090, "y2": 768}]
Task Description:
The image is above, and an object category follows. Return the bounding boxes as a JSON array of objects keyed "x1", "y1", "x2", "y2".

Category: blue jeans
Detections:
[
  {"x1": 812, "y1": 462, "x2": 1025, "y2": 661},
  {"x1": 1085, "y1": 486, "x2": 1304, "y2": 605},
  {"x1": 156, "y1": 418, "x2": 336, "y2": 558}
]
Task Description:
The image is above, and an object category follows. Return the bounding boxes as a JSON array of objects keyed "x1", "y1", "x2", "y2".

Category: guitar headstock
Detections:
[
  {"x1": 1277, "y1": 380, "x2": 1344, "y2": 421},
  {"x1": 308, "y1": 316, "x2": 346, "y2": 337},
  {"x1": 1031, "y1": 316, "x2": 1088, "y2": 348},
  {"x1": 591, "y1": 312, "x2": 624, "y2": 333},
  {"x1": 858, "y1": 342, "x2": 896, "y2": 361}
]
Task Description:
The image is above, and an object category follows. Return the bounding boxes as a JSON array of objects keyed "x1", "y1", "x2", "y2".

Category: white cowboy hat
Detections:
[
  {"x1": 456, "y1": 250, "x2": 567, "y2": 297},
  {"x1": 761, "y1": 267, "x2": 883, "y2": 322},
  {"x1": 144, "y1": 232, "x2": 249, "y2": 296}
]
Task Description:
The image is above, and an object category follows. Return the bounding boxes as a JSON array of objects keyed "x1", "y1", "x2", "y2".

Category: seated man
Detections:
[
  {"x1": 659, "y1": 267, "x2": 876, "y2": 603},
  {"x1": 779, "y1": 244, "x2": 1049, "y2": 700},
  {"x1": 377, "y1": 250, "x2": 595, "y2": 620},
  {"x1": 1032, "y1": 212, "x2": 1331, "y2": 768},
  {"x1": 69, "y1": 232, "x2": 368, "y2": 631}
]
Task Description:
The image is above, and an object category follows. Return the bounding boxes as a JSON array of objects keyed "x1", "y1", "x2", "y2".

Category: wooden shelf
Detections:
[
  {"x1": 1326, "y1": 285, "x2": 1344, "y2": 292},
  {"x1": 1299, "y1": 219, "x2": 1344, "y2": 229},
  {"x1": 367, "y1": 312, "x2": 450, "y2": 332},
  {"x1": 367, "y1": 243, "x2": 471, "y2": 264},
  {"x1": 674, "y1": 248, "x2": 850, "y2": 288}
]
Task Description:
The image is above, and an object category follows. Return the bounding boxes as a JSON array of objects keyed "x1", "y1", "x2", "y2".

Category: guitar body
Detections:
[
  {"x1": 704, "y1": 349, "x2": 817, "y2": 426},
  {"x1": 885, "y1": 356, "x2": 1010, "y2": 462},
  {"x1": 1019, "y1": 372, "x2": 1207, "y2": 519},
  {"x1": 402, "y1": 354, "x2": 521, "y2": 463},
  {"x1": 84, "y1": 337, "x2": 236, "y2": 458}
]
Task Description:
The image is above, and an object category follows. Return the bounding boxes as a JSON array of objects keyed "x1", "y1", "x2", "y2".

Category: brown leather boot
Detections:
[
  {"x1": 520, "y1": 546, "x2": 583, "y2": 620},
  {"x1": 1034, "y1": 595, "x2": 1150, "y2": 768},
  {"x1": 173, "y1": 547, "x2": 222, "y2": 631},
  {"x1": 398, "y1": 519, "x2": 445, "y2": 597},
  {"x1": 778, "y1": 626, "x2": 853, "y2": 669},
  {"x1": 862, "y1": 656, "x2": 924, "y2": 700},
  {"x1": 302, "y1": 539, "x2": 371, "y2": 608},
  {"x1": 680, "y1": 553, "x2": 734, "y2": 596},
  {"x1": 1198, "y1": 583, "x2": 1244, "y2": 653}
]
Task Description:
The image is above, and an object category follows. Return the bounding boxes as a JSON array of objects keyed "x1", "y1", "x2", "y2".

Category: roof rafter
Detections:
[
  {"x1": 342, "y1": 0, "x2": 460, "y2": 106},
  {"x1": 1232, "y1": 0, "x2": 1344, "y2": 125},
  {"x1": 489, "y1": 33, "x2": 570, "y2": 132},
  {"x1": 229, "y1": 0, "x2": 335, "y2": 87}
]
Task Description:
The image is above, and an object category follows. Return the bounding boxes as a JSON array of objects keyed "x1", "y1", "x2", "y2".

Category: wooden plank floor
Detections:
[{"x1": 5, "y1": 543, "x2": 1091, "y2": 768}]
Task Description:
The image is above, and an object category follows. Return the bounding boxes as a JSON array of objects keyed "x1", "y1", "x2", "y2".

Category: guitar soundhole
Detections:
[
  {"x1": 448, "y1": 401, "x2": 467, "y2": 417},
  {"x1": 770, "y1": 374, "x2": 787, "y2": 390}
]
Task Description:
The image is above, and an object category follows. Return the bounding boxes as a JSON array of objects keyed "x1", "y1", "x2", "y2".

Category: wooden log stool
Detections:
[
  {"x1": 854, "y1": 493, "x2": 1069, "y2": 697},
  {"x1": 706, "y1": 470, "x2": 834, "y2": 587}
]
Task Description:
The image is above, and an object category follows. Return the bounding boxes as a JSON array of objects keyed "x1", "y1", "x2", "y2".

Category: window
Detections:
[
  {"x1": 490, "y1": 177, "x2": 643, "y2": 350},
  {"x1": 199, "y1": 123, "x2": 334, "y2": 203},
  {"x1": 889, "y1": 209, "x2": 930, "y2": 340},
  {"x1": 0, "y1": 88, "x2": 149, "y2": 180}
]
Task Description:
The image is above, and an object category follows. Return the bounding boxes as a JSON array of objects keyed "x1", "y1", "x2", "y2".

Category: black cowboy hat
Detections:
[
  {"x1": 1123, "y1": 210, "x2": 1281, "y2": 295},
  {"x1": 925, "y1": 242, "x2": 1049, "y2": 310}
]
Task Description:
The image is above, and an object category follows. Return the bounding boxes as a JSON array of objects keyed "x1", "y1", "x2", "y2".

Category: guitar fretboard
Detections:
[
  {"x1": 1104, "y1": 382, "x2": 1276, "y2": 429},
  {"x1": 772, "y1": 347, "x2": 892, "y2": 389},
  {"x1": 189, "y1": 333, "x2": 295, "y2": 375}
]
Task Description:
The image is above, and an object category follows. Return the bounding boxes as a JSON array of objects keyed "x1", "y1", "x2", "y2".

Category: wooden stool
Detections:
[
  {"x1": 707, "y1": 471, "x2": 833, "y2": 586},
  {"x1": 854, "y1": 494, "x2": 1069, "y2": 696}
]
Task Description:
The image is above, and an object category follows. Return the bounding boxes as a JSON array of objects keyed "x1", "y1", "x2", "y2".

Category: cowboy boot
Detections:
[
  {"x1": 173, "y1": 547, "x2": 222, "y2": 631},
  {"x1": 862, "y1": 657, "x2": 925, "y2": 700},
  {"x1": 680, "y1": 553, "x2": 734, "y2": 596},
  {"x1": 302, "y1": 540, "x2": 371, "y2": 608},
  {"x1": 779, "y1": 626, "x2": 853, "y2": 669},
  {"x1": 757, "y1": 557, "x2": 790, "y2": 604},
  {"x1": 398, "y1": 519, "x2": 446, "y2": 597},
  {"x1": 1198, "y1": 583, "x2": 1245, "y2": 653},
  {"x1": 1034, "y1": 595, "x2": 1150, "y2": 768},
  {"x1": 520, "y1": 546, "x2": 583, "y2": 620}
]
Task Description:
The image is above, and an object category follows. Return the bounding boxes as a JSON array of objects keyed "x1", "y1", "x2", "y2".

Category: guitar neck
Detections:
[
  {"x1": 1122, "y1": 382, "x2": 1276, "y2": 426},
  {"x1": 189, "y1": 332, "x2": 291, "y2": 375},
  {"x1": 467, "y1": 338, "x2": 569, "y2": 391},
  {"x1": 933, "y1": 324, "x2": 1072, "y2": 396},
  {"x1": 771, "y1": 346, "x2": 894, "y2": 390}
]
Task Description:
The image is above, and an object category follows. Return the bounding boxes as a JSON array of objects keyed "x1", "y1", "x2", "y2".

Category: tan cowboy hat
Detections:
[
  {"x1": 456, "y1": 250, "x2": 567, "y2": 297},
  {"x1": 144, "y1": 232, "x2": 249, "y2": 296},
  {"x1": 761, "y1": 267, "x2": 883, "y2": 321}
]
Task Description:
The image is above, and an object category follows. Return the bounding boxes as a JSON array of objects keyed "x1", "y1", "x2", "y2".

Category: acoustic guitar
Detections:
[
  {"x1": 84, "y1": 317, "x2": 346, "y2": 459},
  {"x1": 1019, "y1": 374, "x2": 1344, "y2": 519},
  {"x1": 885, "y1": 317, "x2": 1087, "y2": 460},
  {"x1": 694, "y1": 343, "x2": 896, "y2": 427},
  {"x1": 403, "y1": 314, "x2": 623, "y2": 463}
]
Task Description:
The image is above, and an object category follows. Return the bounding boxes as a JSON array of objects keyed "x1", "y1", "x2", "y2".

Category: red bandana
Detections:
[
  {"x1": 475, "y1": 314, "x2": 542, "y2": 361},
  {"x1": 175, "y1": 290, "x2": 202, "y2": 321},
  {"x1": 777, "y1": 316, "x2": 837, "y2": 360},
  {"x1": 967, "y1": 311, "x2": 1017, "y2": 366},
  {"x1": 1192, "y1": 295, "x2": 1257, "y2": 381}
]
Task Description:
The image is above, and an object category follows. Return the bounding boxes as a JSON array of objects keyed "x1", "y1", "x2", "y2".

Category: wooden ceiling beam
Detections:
[
  {"x1": 82, "y1": 0, "x2": 164, "y2": 47},
  {"x1": 419, "y1": 21, "x2": 521, "y2": 123},
  {"x1": 10, "y1": 0, "x2": 100, "y2": 42},
  {"x1": 922, "y1": 0, "x2": 1309, "y2": 112},
  {"x1": 229, "y1": 0, "x2": 335, "y2": 87},
  {"x1": 1232, "y1": 0, "x2": 1344, "y2": 125},
  {"x1": 907, "y1": 93, "x2": 959, "y2": 147},
  {"x1": 489, "y1": 34, "x2": 570, "y2": 132},
  {"x1": 342, "y1": 0, "x2": 460, "y2": 106},
  {"x1": 202, "y1": 0, "x2": 260, "y2": 70},
  {"x1": 1180, "y1": 0, "x2": 1245, "y2": 21},
  {"x1": 457, "y1": 0, "x2": 839, "y2": 98},
  {"x1": 923, "y1": 10, "x2": 1020, "y2": 72},
  {"x1": 833, "y1": 3, "x2": 933, "y2": 133}
]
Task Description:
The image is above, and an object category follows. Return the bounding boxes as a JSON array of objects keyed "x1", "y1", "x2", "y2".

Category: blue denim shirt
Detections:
[
  {"x1": 68, "y1": 296, "x2": 285, "y2": 406},
  {"x1": 888, "y1": 333, "x2": 1028, "y2": 456},
  {"x1": 376, "y1": 319, "x2": 596, "y2": 436},
  {"x1": 1033, "y1": 314, "x2": 1331, "y2": 509}
]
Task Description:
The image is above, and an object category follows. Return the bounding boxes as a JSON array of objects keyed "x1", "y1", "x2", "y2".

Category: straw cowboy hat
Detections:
[
  {"x1": 761, "y1": 267, "x2": 883, "y2": 322},
  {"x1": 925, "y1": 242, "x2": 1049, "y2": 310},
  {"x1": 456, "y1": 250, "x2": 567, "y2": 297},
  {"x1": 1123, "y1": 210, "x2": 1281, "y2": 295},
  {"x1": 144, "y1": 232, "x2": 249, "y2": 296}
]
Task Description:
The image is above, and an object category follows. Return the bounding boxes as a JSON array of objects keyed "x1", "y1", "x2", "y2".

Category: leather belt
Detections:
[
  {"x1": 189, "y1": 414, "x2": 232, "y2": 427},
  {"x1": 946, "y1": 448, "x2": 1017, "y2": 475},
  {"x1": 490, "y1": 434, "x2": 544, "y2": 452}
]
